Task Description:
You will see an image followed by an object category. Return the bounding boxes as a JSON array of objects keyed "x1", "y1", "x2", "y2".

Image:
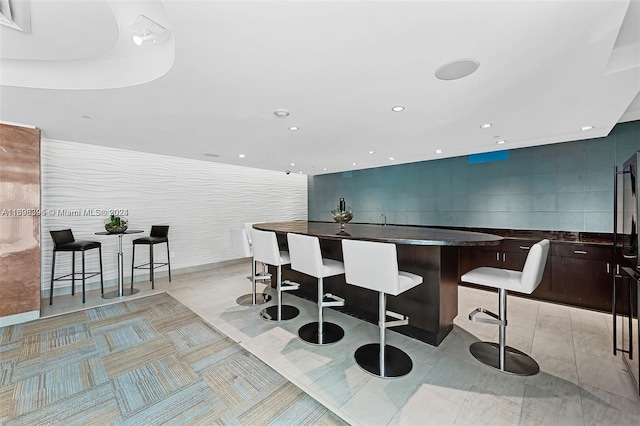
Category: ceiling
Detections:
[{"x1": 1, "y1": 0, "x2": 639, "y2": 176}]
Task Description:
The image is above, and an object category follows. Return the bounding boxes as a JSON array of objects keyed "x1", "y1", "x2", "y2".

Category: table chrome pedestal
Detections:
[{"x1": 95, "y1": 230, "x2": 143, "y2": 299}]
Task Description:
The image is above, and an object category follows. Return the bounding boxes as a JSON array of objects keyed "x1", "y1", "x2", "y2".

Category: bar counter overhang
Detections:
[{"x1": 254, "y1": 221, "x2": 503, "y2": 346}]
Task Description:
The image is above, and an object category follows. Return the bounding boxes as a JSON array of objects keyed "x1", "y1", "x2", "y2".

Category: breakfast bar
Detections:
[{"x1": 254, "y1": 220, "x2": 503, "y2": 346}]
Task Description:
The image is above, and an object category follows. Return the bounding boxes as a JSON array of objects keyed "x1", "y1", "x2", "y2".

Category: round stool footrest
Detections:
[
  {"x1": 354, "y1": 343, "x2": 413, "y2": 378},
  {"x1": 298, "y1": 322, "x2": 344, "y2": 345},
  {"x1": 259, "y1": 305, "x2": 299, "y2": 322},
  {"x1": 236, "y1": 293, "x2": 271, "y2": 306},
  {"x1": 469, "y1": 341, "x2": 539, "y2": 376}
]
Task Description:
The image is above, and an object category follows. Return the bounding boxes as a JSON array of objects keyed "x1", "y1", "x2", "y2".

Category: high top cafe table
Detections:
[
  {"x1": 95, "y1": 229, "x2": 143, "y2": 299},
  {"x1": 254, "y1": 220, "x2": 503, "y2": 346}
]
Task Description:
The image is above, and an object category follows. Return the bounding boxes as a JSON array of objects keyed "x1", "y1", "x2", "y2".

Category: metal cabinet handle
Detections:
[
  {"x1": 519, "y1": 246, "x2": 531, "y2": 250},
  {"x1": 607, "y1": 263, "x2": 610, "y2": 273},
  {"x1": 502, "y1": 253, "x2": 506, "y2": 262},
  {"x1": 496, "y1": 252, "x2": 500, "y2": 261},
  {"x1": 623, "y1": 254, "x2": 637, "y2": 259},
  {"x1": 574, "y1": 250, "x2": 587, "y2": 255}
]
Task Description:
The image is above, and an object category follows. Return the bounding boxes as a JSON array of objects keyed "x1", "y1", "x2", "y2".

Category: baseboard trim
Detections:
[
  {"x1": 0, "y1": 310, "x2": 40, "y2": 327},
  {"x1": 41, "y1": 258, "x2": 247, "y2": 299}
]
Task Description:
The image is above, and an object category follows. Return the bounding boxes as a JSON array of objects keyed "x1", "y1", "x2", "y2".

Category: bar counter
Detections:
[{"x1": 254, "y1": 221, "x2": 502, "y2": 346}]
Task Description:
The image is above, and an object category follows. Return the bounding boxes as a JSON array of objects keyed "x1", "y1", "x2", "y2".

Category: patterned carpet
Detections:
[{"x1": 0, "y1": 293, "x2": 348, "y2": 425}]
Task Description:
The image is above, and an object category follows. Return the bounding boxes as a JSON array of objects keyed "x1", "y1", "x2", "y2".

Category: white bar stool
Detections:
[
  {"x1": 287, "y1": 233, "x2": 346, "y2": 345},
  {"x1": 461, "y1": 239, "x2": 550, "y2": 376},
  {"x1": 250, "y1": 228, "x2": 300, "y2": 321},
  {"x1": 341, "y1": 239, "x2": 422, "y2": 378},
  {"x1": 229, "y1": 228, "x2": 271, "y2": 306},
  {"x1": 245, "y1": 222, "x2": 271, "y2": 282}
]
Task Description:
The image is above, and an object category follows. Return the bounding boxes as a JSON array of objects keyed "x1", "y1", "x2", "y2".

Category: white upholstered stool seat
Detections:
[
  {"x1": 251, "y1": 228, "x2": 300, "y2": 321},
  {"x1": 341, "y1": 239, "x2": 422, "y2": 378},
  {"x1": 461, "y1": 239, "x2": 550, "y2": 376},
  {"x1": 287, "y1": 233, "x2": 346, "y2": 345},
  {"x1": 229, "y1": 228, "x2": 271, "y2": 306}
]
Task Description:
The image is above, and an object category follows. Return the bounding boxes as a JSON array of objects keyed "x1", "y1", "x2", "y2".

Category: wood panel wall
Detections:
[{"x1": 0, "y1": 123, "x2": 41, "y2": 317}]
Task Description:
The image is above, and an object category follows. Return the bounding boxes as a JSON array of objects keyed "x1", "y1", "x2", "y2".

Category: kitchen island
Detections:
[{"x1": 253, "y1": 221, "x2": 502, "y2": 346}]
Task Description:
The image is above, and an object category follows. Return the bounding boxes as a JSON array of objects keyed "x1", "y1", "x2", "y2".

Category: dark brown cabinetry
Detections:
[
  {"x1": 459, "y1": 238, "x2": 613, "y2": 312},
  {"x1": 551, "y1": 244, "x2": 614, "y2": 311}
]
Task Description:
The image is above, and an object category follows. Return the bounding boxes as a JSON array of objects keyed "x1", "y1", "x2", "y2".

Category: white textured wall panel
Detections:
[{"x1": 40, "y1": 139, "x2": 307, "y2": 292}]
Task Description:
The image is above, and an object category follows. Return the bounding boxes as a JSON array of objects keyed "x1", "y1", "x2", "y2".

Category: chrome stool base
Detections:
[
  {"x1": 103, "y1": 287, "x2": 140, "y2": 299},
  {"x1": 260, "y1": 305, "x2": 299, "y2": 322},
  {"x1": 354, "y1": 343, "x2": 413, "y2": 379},
  {"x1": 470, "y1": 341, "x2": 539, "y2": 376},
  {"x1": 298, "y1": 322, "x2": 344, "y2": 345},
  {"x1": 236, "y1": 293, "x2": 272, "y2": 306}
]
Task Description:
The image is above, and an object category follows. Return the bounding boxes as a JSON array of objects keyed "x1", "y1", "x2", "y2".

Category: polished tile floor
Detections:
[{"x1": 42, "y1": 262, "x2": 640, "y2": 425}]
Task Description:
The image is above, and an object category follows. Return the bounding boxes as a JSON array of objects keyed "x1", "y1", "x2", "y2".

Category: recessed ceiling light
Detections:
[
  {"x1": 496, "y1": 140, "x2": 506, "y2": 145},
  {"x1": 435, "y1": 58, "x2": 480, "y2": 80},
  {"x1": 289, "y1": 126, "x2": 299, "y2": 131},
  {"x1": 238, "y1": 154, "x2": 245, "y2": 158},
  {"x1": 581, "y1": 125, "x2": 594, "y2": 131},
  {"x1": 391, "y1": 106, "x2": 405, "y2": 112},
  {"x1": 368, "y1": 151, "x2": 375, "y2": 154},
  {"x1": 323, "y1": 168, "x2": 327, "y2": 171},
  {"x1": 435, "y1": 149, "x2": 442, "y2": 154},
  {"x1": 480, "y1": 123, "x2": 492, "y2": 128},
  {"x1": 389, "y1": 157, "x2": 395, "y2": 160},
  {"x1": 352, "y1": 162, "x2": 357, "y2": 166},
  {"x1": 290, "y1": 162, "x2": 295, "y2": 166},
  {"x1": 274, "y1": 109, "x2": 290, "y2": 117}
]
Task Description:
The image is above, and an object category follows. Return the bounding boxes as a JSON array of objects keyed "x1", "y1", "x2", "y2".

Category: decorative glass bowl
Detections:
[
  {"x1": 104, "y1": 217, "x2": 128, "y2": 233},
  {"x1": 331, "y1": 207, "x2": 353, "y2": 230}
]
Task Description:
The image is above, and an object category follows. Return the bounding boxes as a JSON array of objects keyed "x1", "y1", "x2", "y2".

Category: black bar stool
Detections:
[
  {"x1": 131, "y1": 225, "x2": 171, "y2": 289},
  {"x1": 50, "y1": 229, "x2": 103, "y2": 305}
]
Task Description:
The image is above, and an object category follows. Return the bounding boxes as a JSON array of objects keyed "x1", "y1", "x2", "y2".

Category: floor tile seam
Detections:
[
  {"x1": 235, "y1": 338, "x2": 355, "y2": 426},
  {"x1": 167, "y1": 288, "x2": 355, "y2": 424},
  {"x1": 568, "y1": 312, "x2": 614, "y2": 338},
  {"x1": 571, "y1": 343, "x2": 635, "y2": 402},
  {"x1": 334, "y1": 377, "x2": 404, "y2": 426},
  {"x1": 165, "y1": 290, "x2": 244, "y2": 345},
  {"x1": 463, "y1": 383, "x2": 526, "y2": 421}
]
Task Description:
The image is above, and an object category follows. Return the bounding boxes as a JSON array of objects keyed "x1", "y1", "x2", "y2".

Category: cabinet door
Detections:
[
  {"x1": 552, "y1": 256, "x2": 612, "y2": 311},
  {"x1": 552, "y1": 244, "x2": 614, "y2": 311},
  {"x1": 502, "y1": 240, "x2": 537, "y2": 270},
  {"x1": 459, "y1": 245, "x2": 500, "y2": 276}
]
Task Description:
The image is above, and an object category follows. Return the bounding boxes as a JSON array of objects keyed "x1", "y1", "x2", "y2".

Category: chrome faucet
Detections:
[{"x1": 378, "y1": 214, "x2": 387, "y2": 225}]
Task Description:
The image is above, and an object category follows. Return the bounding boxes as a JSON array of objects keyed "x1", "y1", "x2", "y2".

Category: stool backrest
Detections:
[
  {"x1": 287, "y1": 233, "x2": 322, "y2": 277},
  {"x1": 250, "y1": 229, "x2": 283, "y2": 266},
  {"x1": 341, "y1": 239, "x2": 399, "y2": 294},
  {"x1": 520, "y1": 239, "x2": 550, "y2": 294},
  {"x1": 50, "y1": 229, "x2": 75, "y2": 248},
  {"x1": 244, "y1": 223, "x2": 256, "y2": 246},
  {"x1": 230, "y1": 228, "x2": 252, "y2": 258},
  {"x1": 150, "y1": 225, "x2": 169, "y2": 238}
]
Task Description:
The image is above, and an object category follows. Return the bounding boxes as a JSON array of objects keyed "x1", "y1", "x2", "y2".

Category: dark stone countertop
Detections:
[
  {"x1": 253, "y1": 221, "x2": 503, "y2": 246},
  {"x1": 424, "y1": 226, "x2": 614, "y2": 246}
]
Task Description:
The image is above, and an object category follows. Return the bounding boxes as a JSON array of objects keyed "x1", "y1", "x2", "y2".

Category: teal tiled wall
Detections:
[{"x1": 308, "y1": 120, "x2": 640, "y2": 232}]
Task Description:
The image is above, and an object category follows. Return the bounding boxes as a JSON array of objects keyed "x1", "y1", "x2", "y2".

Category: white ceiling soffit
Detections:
[
  {"x1": 0, "y1": 0, "x2": 175, "y2": 89},
  {"x1": 0, "y1": 0, "x2": 638, "y2": 176}
]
